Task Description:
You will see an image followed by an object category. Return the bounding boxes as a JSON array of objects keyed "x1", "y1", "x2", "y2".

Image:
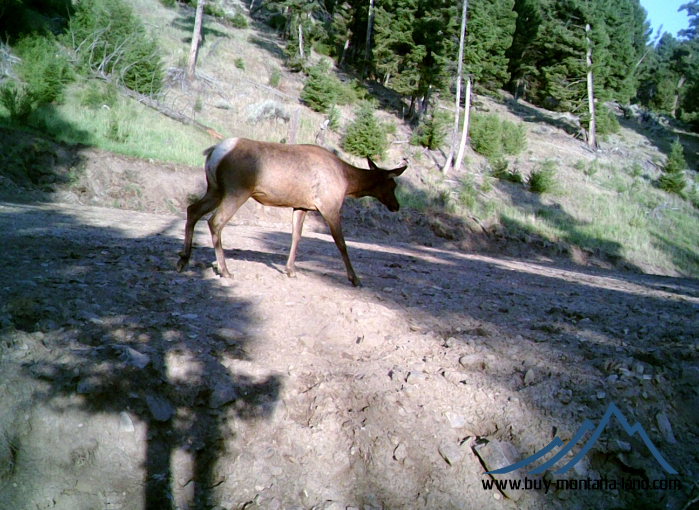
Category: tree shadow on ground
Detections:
[
  {"x1": 244, "y1": 223, "x2": 695, "y2": 508},
  {"x1": 170, "y1": 10, "x2": 229, "y2": 44},
  {"x1": 503, "y1": 97, "x2": 586, "y2": 140},
  {"x1": 0, "y1": 205, "x2": 281, "y2": 510},
  {"x1": 1, "y1": 199, "x2": 697, "y2": 509}
]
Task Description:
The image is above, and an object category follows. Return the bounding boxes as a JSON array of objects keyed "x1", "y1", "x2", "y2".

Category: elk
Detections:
[{"x1": 176, "y1": 138, "x2": 407, "y2": 286}]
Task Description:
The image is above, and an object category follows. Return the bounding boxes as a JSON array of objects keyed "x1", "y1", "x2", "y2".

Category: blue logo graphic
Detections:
[{"x1": 485, "y1": 402, "x2": 678, "y2": 475}]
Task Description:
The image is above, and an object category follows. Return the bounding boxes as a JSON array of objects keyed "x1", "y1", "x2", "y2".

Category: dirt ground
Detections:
[{"x1": 1, "y1": 144, "x2": 699, "y2": 510}]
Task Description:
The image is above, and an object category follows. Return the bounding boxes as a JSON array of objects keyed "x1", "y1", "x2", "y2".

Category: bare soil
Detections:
[{"x1": 1, "y1": 141, "x2": 699, "y2": 510}]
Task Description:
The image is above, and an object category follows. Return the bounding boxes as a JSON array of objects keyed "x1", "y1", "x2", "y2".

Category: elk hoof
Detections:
[
  {"x1": 285, "y1": 267, "x2": 297, "y2": 278},
  {"x1": 351, "y1": 277, "x2": 363, "y2": 287},
  {"x1": 176, "y1": 257, "x2": 188, "y2": 272}
]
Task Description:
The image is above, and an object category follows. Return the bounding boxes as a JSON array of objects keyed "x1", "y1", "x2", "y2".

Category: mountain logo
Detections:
[{"x1": 485, "y1": 402, "x2": 678, "y2": 475}]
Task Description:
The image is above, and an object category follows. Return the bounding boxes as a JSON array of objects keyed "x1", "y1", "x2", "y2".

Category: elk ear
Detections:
[
  {"x1": 387, "y1": 165, "x2": 407, "y2": 178},
  {"x1": 367, "y1": 157, "x2": 379, "y2": 170}
]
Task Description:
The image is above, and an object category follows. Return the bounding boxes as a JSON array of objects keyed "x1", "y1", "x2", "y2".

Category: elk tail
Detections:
[{"x1": 202, "y1": 144, "x2": 220, "y2": 191}]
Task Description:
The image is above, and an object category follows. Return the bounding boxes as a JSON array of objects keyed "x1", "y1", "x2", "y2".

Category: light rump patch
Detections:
[{"x1": 206, "y1": 138, "x2": 239, "y2": 183}]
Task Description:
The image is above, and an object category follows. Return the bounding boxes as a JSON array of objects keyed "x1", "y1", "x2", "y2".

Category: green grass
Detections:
[
  {"x1": 491, "y1": 162, "x2": 699, "y2": 276},
  {"x1": 0, "y1": 83, "x2": 216, "y2": 165}
]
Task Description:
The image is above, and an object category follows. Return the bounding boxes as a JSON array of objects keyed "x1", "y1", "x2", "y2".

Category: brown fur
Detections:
[{"x1": 177, "y1": 138, "x2": 407, "y2": 286}]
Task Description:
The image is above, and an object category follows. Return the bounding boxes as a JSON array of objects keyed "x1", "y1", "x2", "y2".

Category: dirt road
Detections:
[{"x1": 1, "y1": 200, "x2": 698, "y2": 510}]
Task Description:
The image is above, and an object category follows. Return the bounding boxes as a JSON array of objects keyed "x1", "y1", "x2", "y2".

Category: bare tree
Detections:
[
  {"x1": 454, "y1": 75, "x2": 472, "y2": 172},
  {"x1": 298, "y1": 24, "x2": 305, "y2": 59},
  {"x1": 363, "y1": 0, "x2": 375, "y2": 78},
  {"x1": 442, "y1": 0, "x2": 468, "y2": 174},
  {"x1": 585, "y1": 23, "x2": 596, "y2": 148},
  {"x1": 187, "y1": 0, "x2": 205, "y2": 81}
]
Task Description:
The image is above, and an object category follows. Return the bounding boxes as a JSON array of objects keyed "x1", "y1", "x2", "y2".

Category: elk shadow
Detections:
[{"x1": 0, "y1": 205, "x2": 281, "y2": 510}]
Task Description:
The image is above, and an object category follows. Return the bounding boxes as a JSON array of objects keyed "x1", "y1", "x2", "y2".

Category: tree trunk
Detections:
[
  {"x1": 442, "y1": 0, "x2": 468, "y2": 174},
  {"x1": 585, "y1": 23, "x2": 596, "y2": 149},
  {"x1": 340, "y1": 39, "x2": 350, "y2": 67},
  {"x1": 422, "y1": 85, "x2": 432, "y2": 115},
  {"x1": 298, "y1": 24, "x2": 305, "y2": 59},
  {"x1": 454, "y1": 75, "x2": 472, "y2": 172},
  {"x1": 186, "y1": 0, "x2": 205, "y2": 82},
  {"x1": 671, "y1": 75, "x2": 686, "y2": 118},
  {"x1": 363, "y1": 0, "x2": 375, "y2": 79}
]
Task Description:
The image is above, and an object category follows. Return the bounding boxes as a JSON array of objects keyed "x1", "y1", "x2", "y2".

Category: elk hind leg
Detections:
[
  {"x1": 177, "y1": 189, "x2": 222, "y2": 272},
  {"x1": 208, "y1": 193, "x2": 249, "y2": 278}
]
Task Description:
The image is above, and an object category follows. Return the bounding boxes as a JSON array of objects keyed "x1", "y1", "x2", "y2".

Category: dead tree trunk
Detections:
[
  {"x1": 186, "y1": 0, "x2": 205, "y2": 82},
  {"x1": 340, "y1": 39, "x2": 350, "y2": 67},
  {"x1": 585, "y1": 23, "x2": 596, "y2": 149},
  {"x1": 298, "y1": 24, "x2": 305, "y2": 59},
  {"x1": 442, "y1": 0, "x2": 468, "y2": 174},
  {"x1": 671, "y1": 75, "x2": 686, "y2": 118},
  {"x1": 363, "y1": 0, "x2": 375, "y2": 79},
  {"x1": 454, "y1": 75, "x2": 472, "y2": 172}
]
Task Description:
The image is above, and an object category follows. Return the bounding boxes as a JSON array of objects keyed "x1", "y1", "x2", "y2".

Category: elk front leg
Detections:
[
  {"x1": 285, "y1": 208, "x2": 307, "y2": 278},
  {"x1": 321, "y1": 209, "x2": 361, "y2": 287},
  {"x1": 207, "y1": 193, "x2": 248, "y2": 278},
  {"x1": 177, "y1": 189, "x2": 221, "y2": 272}
]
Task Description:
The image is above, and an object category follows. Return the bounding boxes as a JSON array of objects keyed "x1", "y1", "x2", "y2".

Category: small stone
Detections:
[
  {"x1": 656, "y1": 412, "x2": 677, "y2": 444},
  {"x1": 393, "y1": 443, "x2": 407, "y2": 462},
  {"x1": 443, "y1": 371, "x2": 467, "y2": 385},
  {"x1": 459, "y1": 354, "x2": 485, "y2": 371},
  {"x1": 681, "y1": 366, "x2": 699, "y2": 386},
  {"x1": 77, "y1": 378, "x2": 97, "y2": 394},
  {"x1": 438, "y1": 443, "x2": 463, "y2": 466},
  {"x1": 524, "y1": 369, "x2": 536, "y2": 386},
  {"x1": 406, "y1": 371, "x2": 425, "y2": 384},
  {"x1": 445, "y1": 411, "x2": 466, "y2": 428},
  {"x1": 118, "y1": 411, "x2": 135, "y2": 432},
  {"x1": 145, "y1": 395, "x2": 174, "y2": 422},
  {"x1": 557, "y1": 389, "x2": 573, "y2": 404},
  {"x1": 474, "y1": 441, "x2": 524, "y2": 501},
  {"x1": 120, "y1": 347, "x2": 150, "y2": 369},
  {"x1": 596, "y1": 391, "x2": 606, "y2": 399},
  {"x1": 210, "y1": 381, "x2": 239, "y2": 409}
]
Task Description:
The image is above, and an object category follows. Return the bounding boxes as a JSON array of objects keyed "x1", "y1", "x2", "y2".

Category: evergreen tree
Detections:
[{"x1": 461, "y1": 0, "x2": 516, "y2": 93}]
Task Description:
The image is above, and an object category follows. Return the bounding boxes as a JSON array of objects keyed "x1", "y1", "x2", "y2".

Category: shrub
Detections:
[
  {"x1": 204, "y1": 3, "x2": 225, "y2": 17},
  {"x1": 230, "y1": 13, "x2": 248, "y2": 29},
  {"x1": 0, "y1": 82, "x2": 35, "y2": 122},
  {"x1": 410, "y1": 108, "x2": 449, "y2": 150},
  {"x1": 501, "y1": 120, "x2": 527, "y2": 155},
  {"x1": 663, "y1": 140, "x2": 687, "y2": 174},
  {"x1": 301, "y1": 61, "x2": 356, "y2": 114},
  {"x1": 659, "y1": 140, "x2": 688, "y2": 196},
  {"x1": 596, "y1": 106, "x2": 621, "y2": 136},
  {"x1": 15, "y1": 35, "x2": 72, "y2": 105},
  {"x1": 528, "y1": 160, "x2": 556, "y2": 194},
  {"x1": 235, "y1": 57, "x2": 245, "y2": 70},
  {"x1": 470, "y1": 114, "x2": 528, "y2": 160},
  {"x1": 81, "y1": 80, "x2": 118, "y2": 109},
  {"x1": 341, "y1": 102, "x2": 388, "y2": 159},
  {"x1": 584, "y1": 159, "x2": 599, "y2": 177},
  {"x1": 244, "y1": 100, "x2": 290, "y2": 124},
  {"x1": 470, "y1": 114, "x2": 502, "y2": 160},
  {"x1": 328, "y1": 104, "x2": 340, "y2": 131},
  {"x1": 269, "y1": 68, "x2": 281, "y2": 88},
  {"x1": 491, "y1": 158, "x2": 524, "y2": 184},
  {"x1": 67, "y1": 0, "x2": 163, "y2": 95},
  {"x1": 658, "y1": 172, "x2": 686, "y2": 195}
]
